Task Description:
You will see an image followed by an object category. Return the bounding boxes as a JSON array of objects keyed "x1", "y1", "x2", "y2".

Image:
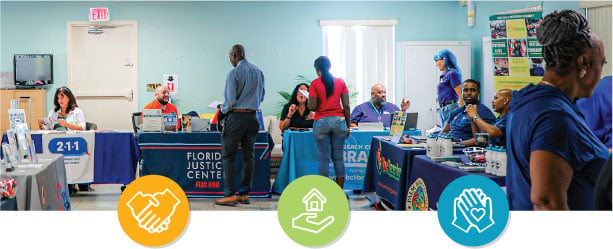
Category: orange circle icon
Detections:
[{"x1": 117, "y1": 175, "x2": 190, "y2": 247}]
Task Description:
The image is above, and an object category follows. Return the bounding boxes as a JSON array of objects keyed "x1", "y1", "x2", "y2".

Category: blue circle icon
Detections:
[{"x1": 437, "y1": 175, "x2": 509, "y2": 247}]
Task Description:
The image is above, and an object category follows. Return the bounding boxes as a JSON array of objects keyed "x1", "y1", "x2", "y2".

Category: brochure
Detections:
[{"x1": 142, "y1": 109, "x2": 162, "y2": 132}]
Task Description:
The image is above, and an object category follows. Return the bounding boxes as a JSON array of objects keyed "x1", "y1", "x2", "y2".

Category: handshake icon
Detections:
[
  {"x1": 452, "y1": 188, "x2": 495, "y2": 233},
  {"x1": 126, "y1": 189, "x2": 181, "y2": 234}
]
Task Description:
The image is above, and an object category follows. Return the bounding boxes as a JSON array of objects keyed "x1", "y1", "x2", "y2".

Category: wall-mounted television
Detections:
[{"x1": 14, "y1": 54, "x2": 53, "y2": 87}]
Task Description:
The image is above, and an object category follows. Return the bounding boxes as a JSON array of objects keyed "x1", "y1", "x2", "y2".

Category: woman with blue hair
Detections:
[
  {"x1": 308, "y1": 56, "x2": 351, "y2": 188},
  {"x1": 434, "y1": 49, "x2": 463, "y2": 127}
]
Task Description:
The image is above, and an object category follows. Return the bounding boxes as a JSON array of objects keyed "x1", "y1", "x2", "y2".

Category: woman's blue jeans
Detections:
[
  {"x1": 439, "y1": 102, "x2": 459, "y2": 127},
  {"x1": 313, "y1": 116, "x2": 348, "y2": 178}
]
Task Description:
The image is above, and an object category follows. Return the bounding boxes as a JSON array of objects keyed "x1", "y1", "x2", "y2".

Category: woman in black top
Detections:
[{"x1": 280, "y1": 83, "x2": 314, "y2": 132}]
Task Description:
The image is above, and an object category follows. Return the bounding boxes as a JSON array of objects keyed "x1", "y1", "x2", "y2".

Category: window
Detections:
[{"x1": 321, "y1": 19, "x2": 397, "y2": 105}]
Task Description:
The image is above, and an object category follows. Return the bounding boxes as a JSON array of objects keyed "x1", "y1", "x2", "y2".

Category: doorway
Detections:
[
  {"x1": 396, "y1": 41, "x2": 471, "y2": 132},
  {"x1": 67, "y1": 21, "x2": 138, "y2": 130}
]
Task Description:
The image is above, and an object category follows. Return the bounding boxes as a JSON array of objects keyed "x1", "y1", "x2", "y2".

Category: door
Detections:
[
  {"x1": 396, "y1": 41, "x2": 470, "y2": 132},
  {"x1": 482, "y1": 37, "x2": 495, "y2": 112},
  {"x1": 68, "y1": 21, "x2": 138, "y2": 130}
]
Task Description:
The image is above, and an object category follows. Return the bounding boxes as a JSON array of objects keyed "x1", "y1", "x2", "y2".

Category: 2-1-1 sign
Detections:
[{"x1": 89, "y1": 8, "x2": 110, "y2": 22}]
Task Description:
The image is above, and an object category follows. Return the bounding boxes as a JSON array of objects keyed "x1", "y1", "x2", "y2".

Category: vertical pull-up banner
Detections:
[{"x1": 490, "y1": 11, "x2": 543, "y2": 91}]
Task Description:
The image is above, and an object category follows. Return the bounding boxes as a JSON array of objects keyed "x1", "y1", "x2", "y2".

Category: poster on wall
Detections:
[
  {"x1": 163, "y1": 74, "x2": 179, "y2": 96},
  {"x1": 490, "y1": 11, "x2": 543, "y2": 91}
]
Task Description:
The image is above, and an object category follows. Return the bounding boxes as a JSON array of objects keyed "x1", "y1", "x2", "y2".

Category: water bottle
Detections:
[
  {"x1": 438, "y1": 133, "x2": 446, "y2": 157},
  {"x1": 485, "y1": 146, "x2": 492, "y2": 174},
  {"x1": 493, "y1": 147, "x2": 501, "y2": 176},
  {"x1": 497, "y1": 147, "x2": 507, "y2": 177},
  {"x1": 426, "y1": 133, "x2": 440, "y2": 158},
  {"x1": 440, "y1": 134, "x2": 453, "y2": 157}
]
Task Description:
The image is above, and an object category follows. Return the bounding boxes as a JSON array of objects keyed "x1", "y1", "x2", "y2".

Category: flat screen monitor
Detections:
[{"x1": 14, "y1": 54, "x2": 53, "y2": 86}]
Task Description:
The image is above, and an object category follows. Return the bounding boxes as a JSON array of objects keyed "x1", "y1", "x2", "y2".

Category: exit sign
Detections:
[{"x1": 89, "y1": 8, "x2": 110, "y2": 21}]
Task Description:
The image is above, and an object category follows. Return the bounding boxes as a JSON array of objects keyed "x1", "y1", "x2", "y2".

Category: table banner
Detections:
[
  {"x1": 34, "y1": 157, "x2": 71, "y2": 210},
  {"x1": 407, "y1": 155, "x2": 505, "y2": 211},
  {"x1": 363, "y1": 137, "x2": 409, "y2": 208},
  {"x1": 272, "y1": 130, "x2": 395, "y2": 193},
  {"x1": 42, "y1": 132, "x2": 95, "y2": 184},
  {"x1": 138, "y1": 132, "x2": 272, "y2": 198}
]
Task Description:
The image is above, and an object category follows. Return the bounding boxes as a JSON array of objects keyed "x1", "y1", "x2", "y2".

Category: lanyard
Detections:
[{"x1": 370, "y1": 101, "x2": 382, "y2": 121}]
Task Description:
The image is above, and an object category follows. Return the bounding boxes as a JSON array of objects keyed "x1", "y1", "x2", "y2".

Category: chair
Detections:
[
  {"x1": 85, "y1": 122, "x2": 98, "y2": 131},
  {"x1": 132, "y1": 112, "x2": 142, "y2": 134}
]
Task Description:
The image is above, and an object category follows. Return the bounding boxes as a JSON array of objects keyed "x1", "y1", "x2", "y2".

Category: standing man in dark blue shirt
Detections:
[
  {"x1": 442, "y1": 79, "x2": 496, "y2": 146},
  {"x1": 215, "y1": 44, "x2": 265, "y2": 206}
]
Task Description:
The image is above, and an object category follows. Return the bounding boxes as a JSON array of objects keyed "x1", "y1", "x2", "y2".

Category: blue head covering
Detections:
[{"x1": 434, "y1": 49, "x2": 462, "y2": 80}]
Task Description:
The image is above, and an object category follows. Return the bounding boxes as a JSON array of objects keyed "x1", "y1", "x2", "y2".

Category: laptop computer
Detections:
[
  {"x1": 191, "y1": 118, "x2": 211, "y2": 132},
  {"x1": 404, "y1": 112, "x2": 418, "y2": 130},
  {"x1": 387, "y1": 112, "x2": 418, "y2": 131}
]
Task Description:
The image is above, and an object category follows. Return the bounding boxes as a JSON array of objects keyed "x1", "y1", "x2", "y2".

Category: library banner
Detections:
[{"x1": 490, "y1": 12, "x2": 543, "y2": 91}]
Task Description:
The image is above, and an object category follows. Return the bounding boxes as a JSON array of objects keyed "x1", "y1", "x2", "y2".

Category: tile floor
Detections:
[{"x1": 70, "y1": 184, "x2": 376, "y2": 211}]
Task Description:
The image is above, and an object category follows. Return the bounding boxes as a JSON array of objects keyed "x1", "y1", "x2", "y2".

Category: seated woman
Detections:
[
  {"x1": 279, "y1": 83, "x2": 314, "y2": 132},
  {"x1": 38, "y1": 86, "x2": 86, "y2": 131}
]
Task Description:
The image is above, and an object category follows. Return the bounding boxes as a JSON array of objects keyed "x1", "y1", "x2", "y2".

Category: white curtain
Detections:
[{"x1": 321, "y1": 19, "x2": 396, "y2": 105}]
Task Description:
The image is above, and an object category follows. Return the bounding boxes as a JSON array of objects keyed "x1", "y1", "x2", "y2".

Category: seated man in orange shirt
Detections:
[{"x1": 143, "y1": 85, "x2": 180, "y2": 130}]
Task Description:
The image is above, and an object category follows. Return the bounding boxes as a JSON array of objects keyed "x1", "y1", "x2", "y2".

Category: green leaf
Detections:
[{"x1": 278, "y1": 91, "x2": 291, "y2": 100}]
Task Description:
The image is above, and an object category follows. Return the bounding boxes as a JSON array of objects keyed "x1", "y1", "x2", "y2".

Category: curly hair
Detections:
[
  {"x1": 288, "y1": 83, "x2": 309, "y2": 106},
  {"x1": 537, "y1": 10, "x2": 593, "y2": 76}
]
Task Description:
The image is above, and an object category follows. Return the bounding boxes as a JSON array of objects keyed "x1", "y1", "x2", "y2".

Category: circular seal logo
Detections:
[
  {"x1": 437, "y1": 175, "x2": 509, "y2": 247},
  {"x1": 406, "y1": 178, "x2": 429, "y2": 211}
]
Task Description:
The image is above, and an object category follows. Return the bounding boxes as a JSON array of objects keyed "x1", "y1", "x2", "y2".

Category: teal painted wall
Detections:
[{"x1": 1, "y1": 1, "x2": 578, "y2": 116}]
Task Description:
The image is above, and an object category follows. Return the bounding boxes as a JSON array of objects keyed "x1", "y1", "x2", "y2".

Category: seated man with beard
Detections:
[
  {"x1": 142, "y1": 85, "x2": 180, "y2": 130},
  {"x1": 350, "y1": 83, "x2": 410, "y2": 128}
]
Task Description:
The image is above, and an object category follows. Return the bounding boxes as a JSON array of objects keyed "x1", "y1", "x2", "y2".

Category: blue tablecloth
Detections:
[
  {"x1": 272, "y1": 129, "x2": 422, "y2": 194},
  {"x1": 363, "y1": 136, "x2": 462, "y2": 210},
  {"x1": 138, "y1": 131, "x2": 273, "y2": 198},
  {"x1": 272, "y1": 130, "x2": 382, "y2": 193},
  {"x1": 2, "y1": 131, "x2": 140, "y2": 184},
  {"x1": 407, "y1": 155, "x2": 505, "y2": 211},
  {"x1": 363, "y1": 137, "x2": 424, "y2": 210}
]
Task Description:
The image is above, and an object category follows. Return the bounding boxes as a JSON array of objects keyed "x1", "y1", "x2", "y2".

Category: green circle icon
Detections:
[{"x1": 277, "y1": 175, "x2": 350, "y2": 247}]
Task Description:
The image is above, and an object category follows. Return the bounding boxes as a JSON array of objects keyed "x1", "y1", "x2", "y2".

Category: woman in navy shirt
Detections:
[
  {"x1": 506, "y1": 10, "x2": 610, "y2": 210},
  {"x1": 434, "y1": 49, "x2": 463, "y2": 127}
]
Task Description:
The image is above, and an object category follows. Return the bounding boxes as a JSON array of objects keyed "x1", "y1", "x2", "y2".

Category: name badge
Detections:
[{"x1": 383, "y1": 111, "x2": 390, "y2": 115}]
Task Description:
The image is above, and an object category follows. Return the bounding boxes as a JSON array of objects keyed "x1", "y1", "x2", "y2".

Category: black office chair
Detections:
[
  {"x1": 128, "y1": 112, "x2": 143, "y2": 193},
  {"x1": 132, "y1": 112, "x2": 142, "y2": 135}
]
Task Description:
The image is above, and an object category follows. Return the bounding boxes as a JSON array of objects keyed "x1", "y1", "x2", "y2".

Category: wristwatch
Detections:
[{"x1": 472, "y1": 115, "x2": 481, "y2": 122}]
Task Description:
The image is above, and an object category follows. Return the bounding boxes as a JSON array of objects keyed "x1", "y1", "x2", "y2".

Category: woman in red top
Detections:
[{"x1": 308, "y1": 56, "x2": 351, "y2": 188}]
